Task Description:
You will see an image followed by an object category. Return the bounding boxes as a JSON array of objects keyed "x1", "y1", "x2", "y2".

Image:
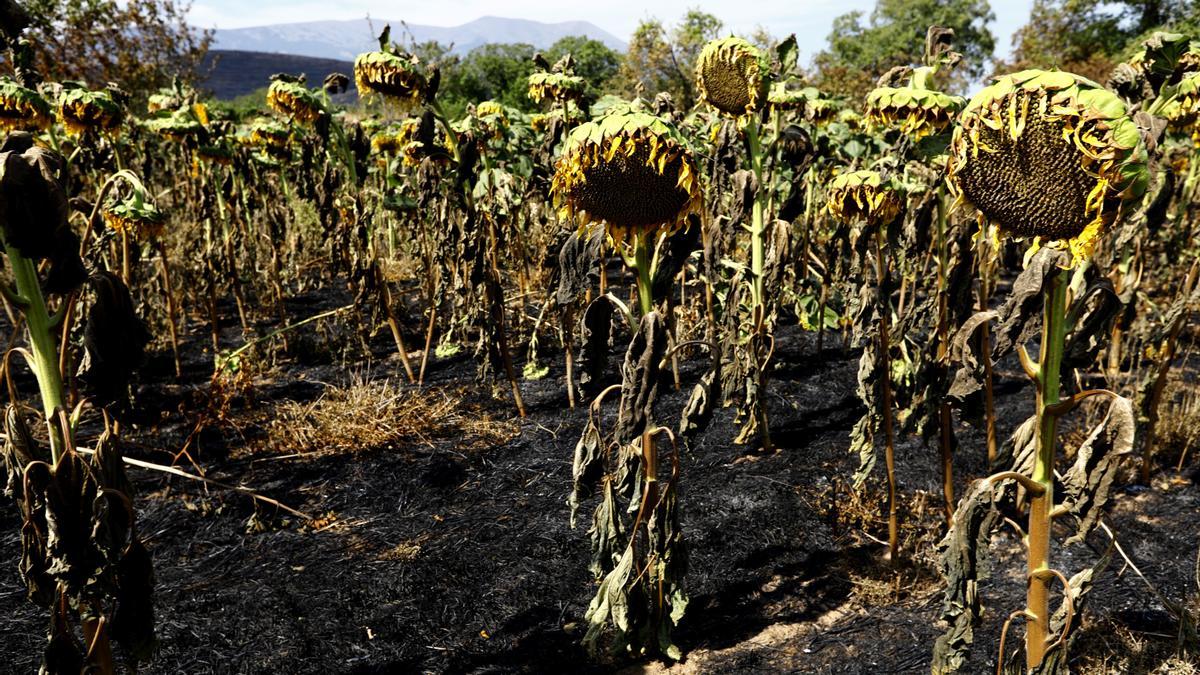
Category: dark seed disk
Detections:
[
  {"x1": 700, "y1": 58, "x2": 754, "y2": 116},
  {"x1": 956, "y1": 111, "x2": 1096, "y2": 240},
  {"x1": 569, "y1": 145, "x2": 690, "y2": 229}
]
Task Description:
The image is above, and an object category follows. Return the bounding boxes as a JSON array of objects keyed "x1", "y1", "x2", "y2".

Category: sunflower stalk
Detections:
[
  {"x1": 5, "y1": 244, "x2": 68, "y2": 460},
  {"x1": 935, "y1": 186, "x2": 954, "y2": 524},
  {"x1": 873, "y1": 227, "x2": 900, "y2": 561},
  {"x1": 1024, "y1": 264, "x2": 1068, "y2": 669}
]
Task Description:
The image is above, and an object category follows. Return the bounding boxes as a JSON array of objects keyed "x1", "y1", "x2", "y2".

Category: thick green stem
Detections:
[
  {"x1": 745, "y1": 118, "x2": 766, "y2": 309},
  {"x1": 1026, "y1": 266, "x2": 1067, "y2": 669},
  {"x1": 634, "y1": 232, "x2": 654, "y2": 318},
  {"x1": 7, "y1": 246, "x2": 68, "y2": 460}
]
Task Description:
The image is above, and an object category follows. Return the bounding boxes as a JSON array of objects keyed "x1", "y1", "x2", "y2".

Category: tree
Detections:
[
  {"x1": 12, "y1": 0, "x2": 212, "y2": 100},
  {"x1": 544, "y1": 35, "x2": 621, "y2": 91},
  {"x1": 1002, "y1": 0, "x2": 1200, "y2": 82},
  {"x1": 812, "y1": 0, "x2": 996, "y2": 100},
  {"x1": 616, "y1": 9, "x2": 724, "y2": 108}
]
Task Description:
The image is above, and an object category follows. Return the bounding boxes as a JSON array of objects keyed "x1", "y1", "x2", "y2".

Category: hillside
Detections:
[
  {"x1": 201, "y1": 50, "x2": 355, "y2": 100},
  {"x1": 212, "y1": 15, "x2": 626, "y2": 62}
]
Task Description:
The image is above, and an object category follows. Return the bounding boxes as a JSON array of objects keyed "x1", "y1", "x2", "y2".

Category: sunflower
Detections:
[
  {"x1": 695, "y1": 37, "x2": 770, "y2": 118},
  {"x1": 196, "y1": 142, "x2": 234, "y2": 165},
  {"x1": 826, "y1": 170, "x2": 903, "y2": 226},
  {"x1": 103, "y1": 195, "x2": 166, "y2": 241},
  {"x1": 527, "y1": 72, "x2": 585, "y2": 104},
  {"x1": 245, "y1": 118, "x2": 291, "y2": 153},
  {"x1": 145, "y1": 108, "x2": 205, "y2": 143},
  {"x1": 354, "y1": 50, "x2": 428, "y2": 109},
  {"x1": 0, "y1": 78, "x2": 51, "y2": 132},
  {"x1": 57, "y1": 86, "x2": 123, "y2": 136},
  {"x1": 551, "y1": 105, "x2": 702, "y2": 247},
  {"x1": 267, "y1": 80, "x2": 326, "y2": 125},
  {"x1": 865, "y1": 85, "x2": 964, "y2": 139},
  {"x1": 371, "y1": 118, "x2": 421, "y2": 159},
  {"x1": 947, "y1": 69, "x2": 1149, "y2": 266},
  {"x1": 1160, "y1": 72, "x2": 1200, "y2": 143}
]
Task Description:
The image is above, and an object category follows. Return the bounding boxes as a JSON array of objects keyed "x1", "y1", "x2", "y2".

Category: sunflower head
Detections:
[
  {"x1": 825, "y1": 170, "x2": 903, "y2": 226},
  {"x1": 551, "y1": 105, "x2": 702, "y2": 246},
  {"x1": 465, "y1": 100, "x2": 509, "y2": 140},
  {"x1": 0, "y1": 78, "x2": 51, "y2": 132},
  {"x1": 354, "y1": 50, "x2": 428, "y2": 109},
  {"x1": 57, "y1": 85, "x2": 123, "y2": 136},
  {"x1": 145, "y1": 108, "x2": 205, "y2": 143},
  {"x1": 371, "y1": 118, "x2": 421, "y2": 158},
  {"x1": 947, "y1": 69, "x2": 1150, "y2": 265},
  {"x1": 527, "y1": 71, "x2": 585, "y2": 104},
  {"x1": 103, "y1": 193, "x2": 166, "y2": 242},
  {"x1": 267, "y1": 80, "x2": 327, "y2": 125},
  {"x1": 865, "y1": 85, "x2": 964, "y2": 139},
  {"x1": 243, "y1": 118, "x2": 293, "y2": 159},
  {"x1": 695, "y1": 37, "x2": 770, "y2": 118},
  {"x1": 1160, "y1": 72, "x2": 1200, "y2": 143},
  {"x1": 196, "y1": 142, "x2": 234, "y2": 165}
]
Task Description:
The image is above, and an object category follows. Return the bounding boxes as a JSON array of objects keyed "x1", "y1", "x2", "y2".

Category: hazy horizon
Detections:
[{"x1": 191, "y1": 1, "x2": 1037, "y2": 63}]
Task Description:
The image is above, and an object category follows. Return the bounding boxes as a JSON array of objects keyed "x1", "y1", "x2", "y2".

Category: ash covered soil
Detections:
[{"x1": 1, "y1": 294, "x2": 1198, "y2": 674}]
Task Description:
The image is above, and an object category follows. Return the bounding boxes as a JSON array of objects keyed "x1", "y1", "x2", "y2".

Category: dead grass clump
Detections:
[{"x1": 270, "y1": 377, "x2": 515, "y2": 455}]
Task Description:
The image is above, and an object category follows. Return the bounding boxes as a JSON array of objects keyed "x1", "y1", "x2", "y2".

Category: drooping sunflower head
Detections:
[
  {"x1": 464, "y1": 100, "x2": 509, "y2": 141},
  {"x1": 103, "y1": 192, "x2": 166, "y2": 242},
  {"x1": 145, "y1": 107, "x2": 206, "y2": 144},
  {"x1": 865, "y1": 85, "x2": 964, "y2": 139},
  {"x1": 766, "y1": 81, "x2": 809, "y2": 112},
  {"x1": 196, "y1": 142, "x2": 234, "y2": 165},
  {"x1": 267, "y1": 80, "x2": 327, "y2": 125},
  {"x1": 243, "y1": 118, "x2": 293, "y2": 159},
  {"x1": 551, "y1": 105, "x2": 702, "y2": 246},
  {"x1": 1160, "y1": 72, "x2": 1200, "y2": 143},
  {"x1": 825, "y1": 170, "x2": 903, "y2": 226},
  {"x1": 371, "y1": 118, "x2": 421, "y2": 157},
  {"x1": 57, "y1": 85, "x2": 124, "y2": 136},
  {"x1": 527, "y1": 72, "x2": 586, "y2": 104},
  {"x1": 695, "y1": 37, "x2": 770, "y2": 118},
  {"x1": 948, "y1": 69, "x2": 1149, "y2": 265},
  {"x1": 354, "y1": 50, "x2": 428, "y2": 109},
  {"x1": 0, "y1": 78, "x2": 51, "y2": 132}
]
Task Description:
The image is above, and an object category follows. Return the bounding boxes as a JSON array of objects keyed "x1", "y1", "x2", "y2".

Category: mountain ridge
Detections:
[{"x1": 212, "y1": 16, "x2": 627, "y2": 61}]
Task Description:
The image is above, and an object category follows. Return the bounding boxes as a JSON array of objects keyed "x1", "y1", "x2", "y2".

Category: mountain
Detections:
[
  {"x1": 212, "y1": 16, "x2": 627, "y2": 61},
  {"x1": 201, "y1": 50, "x2": 355, "y2": 100}
]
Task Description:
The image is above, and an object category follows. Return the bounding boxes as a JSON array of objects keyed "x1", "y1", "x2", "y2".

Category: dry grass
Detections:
[
  {"x1": 1154, "y1": 377, "x2": 1200, "y2": 470},
  {"x1": 268, "y1": 375, "x2": 516, "y2": 455}
]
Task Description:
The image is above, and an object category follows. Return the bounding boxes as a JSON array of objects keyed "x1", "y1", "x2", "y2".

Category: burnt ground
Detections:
[{"x1": 1, "y1": 289, "x2": 1199, "y2": 675}]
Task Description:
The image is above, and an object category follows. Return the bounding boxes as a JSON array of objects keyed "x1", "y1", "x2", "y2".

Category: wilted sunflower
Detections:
[
  {"x1": 947, "y1": 69, "x2": 1149, "y2": 264},
  {"x1": 267, "y1": 80, "x2": 326, "y2": 125},
  {"x1": 196, "y1": 142, "x2": 234, "y2": 165},
  {"x1": 371, "y1": 118, "x2": 420, "y2": 155},
  {"x1": 826, "y1": 170, "x2": 903, "y2": 226},
  {"x1": 695, "y1": 37, "x2": 769, "y2": 118},
  {"x1": 552, "y1": 106, "x2": 702, "y2": 246},
  {"x1": 1160, "y1": 72, "x2": 1200, "y2": 143},
  {"x1": 354, "y1": 51, "x2": 427, "y2": 109},
  {"x1": 865, "y1": 85, "x2": 964, "y2": 139},
  {"x1": 527, "y1": 72, "x2": 585, "y2": 104},
  {"x1": 103, "y1": 194, "x2": 166, "y2": 241},
  {"x1": 0, "y1": 78, "x2": 50, "y2": 132},
  {"x1": 244, "y1": 118, "x2": 292, "y2": 158},
  {"x1": 57, "y1": 86, "x2": 124, "y2": 136},
  {"x1": 145, "y1": 109, "x2": 205, "y2": 143}
]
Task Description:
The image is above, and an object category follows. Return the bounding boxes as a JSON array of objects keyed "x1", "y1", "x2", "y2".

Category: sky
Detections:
[{"x1": 187, "y1": 0, "x2": 1039, "y2": 63}]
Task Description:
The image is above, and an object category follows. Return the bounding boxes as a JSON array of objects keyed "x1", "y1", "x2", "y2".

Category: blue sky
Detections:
[{"x1": 188, "y1": 0, "x2": 1038, "y2": 63}]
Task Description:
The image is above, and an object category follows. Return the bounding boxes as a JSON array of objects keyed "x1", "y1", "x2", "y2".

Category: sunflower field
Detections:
[{"x1": 2, "y1": 2, "x2": 1200, "y2": 673}]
